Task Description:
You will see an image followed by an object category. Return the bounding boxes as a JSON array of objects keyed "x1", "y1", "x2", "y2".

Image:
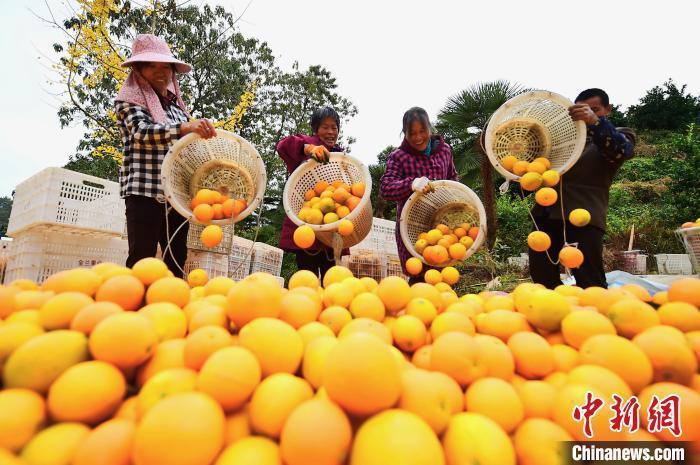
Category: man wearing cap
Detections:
[{"x1": 116, "y1": 34, "x2": 216, "y2": 276}]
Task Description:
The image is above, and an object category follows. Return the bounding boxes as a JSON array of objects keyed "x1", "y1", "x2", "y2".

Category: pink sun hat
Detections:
[{"x1": 121, "y1": 34, "x2": 192, "y2": 73}]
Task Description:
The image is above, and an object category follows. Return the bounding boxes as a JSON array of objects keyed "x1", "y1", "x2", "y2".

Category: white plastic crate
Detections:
[
  {"x1": 676, "y1": 227, "x2": 700, "y2": 274},
  {"x1": 250, "y1": 242, "x2": 284, "y2": 276},
  {"x1": 385, "y1": 254, "x2": 408, "y2": 280},
  {"x1": 4, "y1": 230, "x2": 128, "y2": 284},
  {"x1": 342, "y1": 252, "x2": 386, "y2": 282},
  {"x1": 228, "y1": 236, "x2": 254, "y2": 281},
  {"x1": 184, "y1": 250, "x2": 229, "y2": 279},
  {"x1": 507, "y1": 256, "x2": 529, "y2": 269},
  {"x1": 618, "y1": 251, "x2": 648, "y2": 275},
  {"x1": 655, "y1": 254, "x2": 693, "y2": 275},
  {"x1": 7, "y1": 167, "x2": 125, "y2": 236},
  {"x1": 0, "y1": 238, "x2": 14, "y2": 283},
  {"x1": 350, "y1": 217, "x2": 398, "y2": 256},
  {"x1": 275, "y1": 275, "x2": 285, "y2": 288},
  {"x1": 187, "y1": 223, "x2": 236, "y2": 255}
]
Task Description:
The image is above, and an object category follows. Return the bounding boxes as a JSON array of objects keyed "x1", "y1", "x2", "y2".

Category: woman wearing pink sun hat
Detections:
[{"x1": 115, "y1": 34, "x2": 215, "y2": 277}]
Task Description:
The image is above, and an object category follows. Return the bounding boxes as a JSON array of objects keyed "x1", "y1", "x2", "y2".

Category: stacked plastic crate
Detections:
[
  {"x1": 4, "y1": 168, "x2": 128, "y2": 284},
  {"x1": 344, "y1": 217, "x2": 407, "y2": 280}
]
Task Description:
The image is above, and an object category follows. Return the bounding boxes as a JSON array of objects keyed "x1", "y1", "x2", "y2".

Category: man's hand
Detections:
[
  {"x1": 181, "y1": 118, "x2": 216, "y2": 139},
  {"x1": 568, "y1": 104, "x2": 599, "y2": 125},
  {"x1": 304, "y1": 144, "x2": 330, "y2": 164}
]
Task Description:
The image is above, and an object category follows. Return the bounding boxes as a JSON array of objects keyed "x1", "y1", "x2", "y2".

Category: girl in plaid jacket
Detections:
[
  {"x1": 380, "y1": 107, "x2": 459, "y2": 281},
  {"x1": 115, "y1": 34, "x2": 216, "y2": 276}
]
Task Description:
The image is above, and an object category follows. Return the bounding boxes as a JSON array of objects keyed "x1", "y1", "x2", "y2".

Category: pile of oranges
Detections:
[
  {"x1": 412, "y1": 223, "x2": 479, "y2": 268},
  {"x1": 190, "y1": 189, "x2": 248, "y2": 249},
  {"x1": 1, "y1": 261, "x2": 699, "y2": 465},
  {"x1": 292, "y1": 180, "x2": 365, "y2": 249}
]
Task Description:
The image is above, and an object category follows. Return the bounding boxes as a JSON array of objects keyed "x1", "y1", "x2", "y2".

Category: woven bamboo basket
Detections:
[
  {"x1": 400, "y1": 180, "x2": 486, "y2": 267},
  {"x1": 162, "y1": 130, "x2": 266, "y2": 226},
  {"x1": 283, "y1": 153, "x2": 372, "y2": 250},
  {"x1": 485, "y1": 91, "x2": 587, "y2": 181}
]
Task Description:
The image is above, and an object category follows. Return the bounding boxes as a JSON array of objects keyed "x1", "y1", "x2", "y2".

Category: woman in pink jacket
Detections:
[{"x1": 276, "y1": 107, "x2": 346, "y2": 278}]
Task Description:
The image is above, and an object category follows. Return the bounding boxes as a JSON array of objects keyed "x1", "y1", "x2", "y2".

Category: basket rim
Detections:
[
  {"x1": 282, "y1": 152, "x2": 372, "y2": 233},
  {"x1": 677, "y1": 226, "x2": 700, "y2": 235},
  {"x1": 484, "y1": 90, "x2": 587, "y2": 181},
  {"x1": 399, "y1": 180, "x2": 487, "y2": 267},
  {"x1": 162, "y1": 129, "x2": 267, "y2": 226}
]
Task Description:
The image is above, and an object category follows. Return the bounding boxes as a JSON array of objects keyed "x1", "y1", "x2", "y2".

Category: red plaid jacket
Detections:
[{"x1": 380, "y1": 136, "x2": 458, "y2": 274}]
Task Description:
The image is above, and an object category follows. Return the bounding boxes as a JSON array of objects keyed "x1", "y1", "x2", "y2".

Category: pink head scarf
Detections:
[{"x1": 116, "y1": 34, "x2": 192, "y2": 124}]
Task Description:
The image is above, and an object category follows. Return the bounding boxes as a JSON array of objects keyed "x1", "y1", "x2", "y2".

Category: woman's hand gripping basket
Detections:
[
  {"x1": 400, "y1": 180, "x2": 487, "y2": 267},
  {"x1": 162, "y1": 130, "x2": 266, "y2": 253},
  {"x1": 484, "y1": 91, "x2": 587, "y2": 181},
  {"x1": 283, "y1": 153, "x2": 373, "y2": 254}
]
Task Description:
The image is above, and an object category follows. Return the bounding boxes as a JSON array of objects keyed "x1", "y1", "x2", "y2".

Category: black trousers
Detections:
[
  {"x1": 125, "y1": 195, "x2": 189, "y2": 278},
  {"x1": 295, "y1": 250, "x2": 335, "y2": 280},
  {"x1": 528, "y1": 218, "x2": 606, "y2": 289}
]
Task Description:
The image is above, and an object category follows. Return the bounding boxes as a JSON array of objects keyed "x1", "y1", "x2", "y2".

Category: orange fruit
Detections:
[
  {"x1": 633, "y1": 326, "x2": 697, "y2": 385},
  {"x1": 440, "y1": 267, "x2": 459, "y2": 285},
  {"x1": 639, "y1": 382, "x2": 700, "y2": 444},
  {"x1": 607, "y1": 299, "x2": 660, "y2": 338},
  {"x1": 406, "y1": 257, "x2": 423, "y2": 276},
  {"x1": 221, "y1": 199, "x2": 235, "y2": 218},
  {"x1": 430, "y1": 332, "x2": 479, "y2": 387},
  {"x1": 519, "y1": 172, "x2": 543, "y2": 191},
  {"x1": 145, "y1": 277, "x2": 190, "y2": 308},
  {"x1": 324, "y1": 333, "x2": 402, "y2": 416},
  {"x1": 412, "y1": 345, "x2": 433, "y2": 370},
  {"x1": 193, "y1": 204, "x2": 214, "y2": 223},
  {"x1": 197, "y1": 346, "x2": 261, "y2": 412},
  {"x1": 183, "y1": 326, "x2": 232, "y2": 371},
  {"x1": 204, "y1": 276, "x2": 236, "y2": 296},
  {"x1": 514, "y1": 418, "x2": 573, "y2": 465},
  {"x1": 527, "y1": 161, "x2": 546, "y2": 174},
  {"x1": 551, "y1": 344, "x2": 579, "y2": 372},
  {"x1": 516, "y1": 381, "x2": 557, "y2": 419},
  {"x1": 430, "y1": 312, "x2": 475, "y2": 340},
  {"x1": 554, "y1": 383, "x2": 624, "y2": 441},
  {"x1": 351, "y1": 182, "x2": 366, "y2": 198},
  {"x1": 216, "y1": 436, "x2": 280, "y2": 464},
  {"x1": 432, "y1": 246, "x2": 449, "y2": 265},
  {"x1": 668, "y1": 278, "x2": 700, "y2": 307},
  {"x1": 442, "y1": 412, "x2": 516, "y2": 465},
  {"x1": 527, "y1": 231, "x2": 551, "y2": 252},
  {"x1": 288, "y1": 270, "x2": 320, "y2": 290},
  {"x1": 351, "y1": 409, "x2": 444, "y2": 465},
  {"x1": 568, "y1": 208, "x2": 591, "y2": 227},
  {"x1": 567, "y1": 364, "x2": 633, "y2": 399},
  {"x1": 201, "y1": 225, "x2": 223, "y2": 248},
  {"x1": 70, "y1": 300, "x2": 124, "y2": 334},
  {"x1": 139, "y1": 302, "x2": 188, "y2": 341},
  {"x1": 133, "y1": 392, "x2": 225, "y2": 465},
  {"x1": 447, "y1": 243, "x2": 466, "y2": 261},
  {"x1": 375, "y1": 276, "x2": 411, "y2": 314},
  {"x1": 41, "y1": 268, "x2": 101, "y2": 296},
  {"x1": 500, "y1": 155, "x2": 518, "y2": 172},
  {"x1": 533, "y1": 157, "x2": 551, "y2": 169},
  {"x1": 475, "y1": 310, "x2": 531, "y2": 342},
  {"x1": 559, "y1": 246, "x2": 584, "y2": 268},
  {"x1": 72, "y1": 418, "x2": 135, "y2": 465},
  {"x1": 137, "y1": 338, "x2": 187, "y2": 387},
  {"x1": 391, "y1": 315, "x2": 427, "y2": 352},
  {"x1": 513, "y1": 160, "x2": 529, "y2": 176},
  {"x1": 239, "y1": 318, "x2": 303, "y2": 376},
  {"x1": 314, "y1": 181, "x2": 329, "y2": 195},
  {"x1": 188, "y1": 304, "x2": 227, "y2": 332},
  {"x1": 561, "y1": 309, "x2": 617, "y2": 349},
  {"x1": 534, "y1": 187, "x2": 557, "y2": 206},
  {"x1": 96, "y1": 274, "x2": 144, "y2": 311},
  {"x1": 406, "y1": 298, "x2": 438, "y2": 325},
  {"x1": 345, "y1": 196, "x2": 361, "y2": 211},
  {"x1": 301, "y1": 335, "x2": 337, "y2": 389},
  {"x1": 187, "y1": 269, "x2": 208, "y2": 288},
  {"x1": 249, "y1": 373, "x2": 313, "y2": 439},
  {"x1": 465, "y1": 377, "x2": 524, "y2": 433},
  {"x1": 473, "y1": 334, "x2": 516, "y2": 381},
  {"x1": 132, "y1": 257, "x2": 170, "y2": 286},
  {"x1": 20, "y1": 422, "x2": 91, "y2": 465},
  {"x1": 89, "y1": 313, "x2": 158, "y2": 369},
  {"x1": 317, "y1": 306, "x2": 351, "y2": 335},
  {"x1": 322, "y1": 266, "x2": 354, "y2": 288},
  {"x1": 223, "y1": 407, "x2": 250, "y2": 446},
  {"x1": 38, "y1": 292, "x2": 94, "y2": 330},
  {"x1": 541, "y1": 169, "x2": 560, "y2": 187},
  {"x1": 48, "y1": 360, "x2": 125, "y2": 424},
  {"x1": 331, "y1": 187, "x2": 350, "y2": 204},
  {"x1": 349, "y1": 292, "x2": 385, "y2": 321},
  {"x1": 297, "y1": 323, "x2": 334, "y2": 349},
  {"x1": 194, "y1": 189, "x2": 218, "y2": 205},
  {"x1": 226, "y1": 273, "x2": 283, "y2": 328},
  {"x1": 337, "y1": 219, "x2": 354, "y2": 236},
  {"x1": 279, "y1": 291, "x2": 321, "y2": 329},
  {"x1": 338, "y1": 318, "x2": 392, "y2": 345},
  {"x1": 304, "y1": 189, "x2": 316, "y2": 202},
  {"x1": 507, "y1": 332, "x2": 555, "y2": 380},
  {"x1": 579, "y1": 334, "x2": 653, "y2": 393},
  {"x1": 280, "y1": 398, "x2": 352, "y2": 465},
  {"x1": 399, "y1": 368, "x2": 461, "y2": 435},
  {"x1": 658, "y1": 302, "x2": 700, "y2": 332},
  {"x1": 424, "y1": 269, "x2": 442, "y2": 285},
  {"x1": 0, "y1": 388, "x2": 46, "y2": 452}
]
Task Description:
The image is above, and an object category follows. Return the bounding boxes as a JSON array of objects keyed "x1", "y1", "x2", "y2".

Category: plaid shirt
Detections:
[
  {"x1": 115, "y1": 96, "x2": 188, "y2": 199},
  {"x1": 380, "y1": 136, "x2": 458, "y2": 273}
]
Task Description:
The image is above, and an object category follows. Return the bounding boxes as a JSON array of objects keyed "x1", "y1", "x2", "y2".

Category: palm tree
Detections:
[{"x1": 437, "y1": 80, "x2": 529, "y2": 248}]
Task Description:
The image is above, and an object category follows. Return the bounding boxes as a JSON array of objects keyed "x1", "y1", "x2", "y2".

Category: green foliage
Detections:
[
  {"x1": 626, "y1": 79, "x2": 700, "y2": 131},
  {"x1": 64, "y1": 153, "x2": 120, "y2": 181},
  {"x1": 493, "y1": 193, "x2": 532, "y2": 261},
  {"x1": 368, "y1": 145, "x2": 396, "y2": 220},
  {"x1": 0, "y1": 197, "x2": 12, "y2": 237}
]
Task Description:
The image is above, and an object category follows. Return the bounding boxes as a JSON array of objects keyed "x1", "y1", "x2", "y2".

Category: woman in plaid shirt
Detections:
[
  {"x1": 380, "y1": 107, "x2": 459, "y2": 281},
  {"x1": 115, "y1": 34, "x2": 216, "y2": 276}
]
